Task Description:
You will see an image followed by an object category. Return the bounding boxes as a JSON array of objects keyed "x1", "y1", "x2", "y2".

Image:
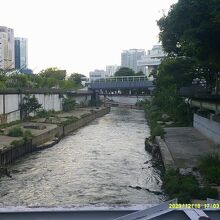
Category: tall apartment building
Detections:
[
  {"x1": 137, "y1": 45, "x2": 166, "y2": 79},
  {"x1": 121, "y1": 49, "x2": 146, "y2": 74},
  {"x1": 15, "y1": 37, "x2": 28, "y2": 69},
  {"x1": 0, "y1": 26, "x2": 15, "y2": 70},
  {"x1": 106, "y1": 65, "x2": 120, "y2": 77}
]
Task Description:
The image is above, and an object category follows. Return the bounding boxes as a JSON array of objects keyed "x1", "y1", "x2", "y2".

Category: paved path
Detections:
[{"x1": 162, "y1": 127, "x2": 220, "y2": 168}]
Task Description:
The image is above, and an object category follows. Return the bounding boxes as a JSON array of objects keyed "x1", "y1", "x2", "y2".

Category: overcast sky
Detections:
[{"x1": 1, "y1": 0, "x2": 177, "y2": 76}]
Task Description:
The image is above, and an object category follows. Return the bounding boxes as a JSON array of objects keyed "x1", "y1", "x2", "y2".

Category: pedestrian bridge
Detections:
[{"x1": 89, "y1": 76, "x2": 154, "y2": 90}]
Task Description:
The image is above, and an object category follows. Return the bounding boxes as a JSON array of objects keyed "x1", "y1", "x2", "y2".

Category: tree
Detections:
[
  {"x1": 69, "y1": 73, "x2": 86, "y2": 85},
  {"x1": 152, "y1": 57, "x2": 195, "y2": 124},
  {"x1": 156, "y1": 57, "x2": 196, "y2": 89},
  {"x1": 114, "y1": 67, "x2": 135, "y2": 76},
  {"x1": 136, "y1": 70, "x2": 145, "y2": 76},
  {"x1": 39, "y1": 67, "x2": 66, "y2": 81},
  {"x1": 158, "y1": 0, "x2": 220, "y2": 62},
  {"x1": 5, "y1": 73, "x2": 28, "y2": 88},
  {"x1": 20, "y1": 95, "x2": 42, "y2": 119},
  {"x1": 157, "y1": 0, "x2": 220, "y2": 92}
]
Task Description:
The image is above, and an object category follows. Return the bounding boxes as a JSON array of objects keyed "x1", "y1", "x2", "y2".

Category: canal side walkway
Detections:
[{"x1": 155, "y1": 127, "x2": 220, "y2": 169}]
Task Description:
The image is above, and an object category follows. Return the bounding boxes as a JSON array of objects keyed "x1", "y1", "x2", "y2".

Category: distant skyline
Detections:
[{"x1": 0, "y1": 0, "x2": 177, "y2": 76}]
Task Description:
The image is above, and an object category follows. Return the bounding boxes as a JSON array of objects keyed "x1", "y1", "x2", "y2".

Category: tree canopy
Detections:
[
  {"x1": 158, "y1": 0, "x2": 220, "y2": 68},
  {"x1": 157, "y1": 0, "x2": 220, "y2": 92},
  {"x1": 0, "y1": 68, "x2": 81, "y2": 90},
  {"x1": 39, "y1": 67, "x2": 66, "y2": 81},
  {"x1": 69, "y1": 73, "x2": 86, "y2": 85},
  {"x1": 114, "y1": 67, "x2": 136, "y2": 77}
]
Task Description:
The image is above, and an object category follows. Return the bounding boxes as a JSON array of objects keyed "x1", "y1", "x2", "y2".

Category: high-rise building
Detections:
[
  {"x1": 15, "y1": 37, "x2": 28, "y2": 69},
  {"x1": 106, "y1": 65, "x2": 120, "y2": 77},
  {"x1": 137, "y1": 45, "x2": 166, "y2": 79},
  {"x1": 0, "y1": 26, "x2": 15, "y2": 70},
  {"x1": 121, "y1": 49, "x2": 146, "y2": 74},
  {"x1": 89, "y1": 69, "x2": 106, "y2": 82}
]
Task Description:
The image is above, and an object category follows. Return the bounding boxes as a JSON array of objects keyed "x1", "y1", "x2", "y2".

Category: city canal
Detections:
[{"x1": 0, "y1": 108, "x2": 164, "y2": 207}]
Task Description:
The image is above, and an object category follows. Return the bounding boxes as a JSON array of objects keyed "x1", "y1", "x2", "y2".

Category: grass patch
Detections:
[
  {"x1": 163, "y1": 169, "x2": 219, "y2": 203},
  {"x1": 0, "y1": 120, "x2": 21, "y2": 129},
  {"x1": 36, "y1": 109, "x2": 56, "y2": 118},
  {"x1": 62, "y1": 116, "x2": 79, "y2": 125},
  {"x1": 8, "y1": 127, "x2": 23, "y2": 137},
  {"x1": 198, "y1": 153, "x2": 220, "y2": 184}
]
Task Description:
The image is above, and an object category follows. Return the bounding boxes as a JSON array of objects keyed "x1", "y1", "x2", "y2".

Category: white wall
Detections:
[
  {"x1": 194, "y1": 113, "x2": 220, "y2": 145},
  {"x1": 5, "y1": 94, "x2": 20, "y2": 113},
  {"x1": 34, "y1": 94, "x2": 61, "y2": 111},
  {"x1": 0, "y1": 93, "x2": 63, "y2": 124},
  {"x1": 75, "y1": 95, "x2": 91, "y2": 106},
  {"x1": 0, "y1": 93, "x2": 91, "y2": 124}
]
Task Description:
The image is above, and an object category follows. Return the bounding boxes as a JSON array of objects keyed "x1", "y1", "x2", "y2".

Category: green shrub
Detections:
[
  {"x1": 198, "y1": 186, "x2": 219, "y2": 200},
  {"x1": 151, "y1": 125, "x2": 165, "y2": 138},
  {"x1": 8, "y1": 127, "x2": 23, "y2": 137},
  {"x1": 0, "y1": 120, "x2": 21, "y2": 129},
  {"x1": 162, "y1": 169, "x2": 218, "y2": 203},
  {"x1": 198, "y1": 154, "x2": 220, "y2": 184},
  {"x1": 62, "y1": 97, "x2": 76, "y2": 111},
  {"x1": 11, "y1": 139, "x2": 25, "y2": 147},
  {"x1": 36, "y1": 109, "x2": 56, "y2": 118},
  {"x1": 23, "y1": 130, "x2": 33, "y2": 142}
]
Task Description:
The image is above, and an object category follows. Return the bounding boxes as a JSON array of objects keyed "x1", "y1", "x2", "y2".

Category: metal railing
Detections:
[{"x1": 92, "y1": 76, "x2": 148, "y2": 83}]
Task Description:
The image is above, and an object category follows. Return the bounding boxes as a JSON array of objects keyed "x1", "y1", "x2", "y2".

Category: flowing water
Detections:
[{"x1": 0, "y1": 108, "x2": 164, "y2": 207}]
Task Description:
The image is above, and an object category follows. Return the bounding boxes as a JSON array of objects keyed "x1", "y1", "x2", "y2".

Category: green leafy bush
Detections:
[
  {"x1": 8, "y1": 127, "x2": 23, "y2": 137},
  {"x1": 37, "y1": 109, "x2": 56, "y2": 118},
  {"x1": 10, "y1": 139, "x2": 25, "y2": 147},
  {"x1": 198, "y1": 154, "x2": 220, "y2": 184},
  {"x1": 23, "y1": 130, "x2": 33, "y2": 142},
  {"x1": 163, "y1": 169, "x2": 219, "y2": 203},
  {"x1": 62, "y1": 97, "x2": 76, "y2": 111},
  {"x1": 0, "y1": 120, "x2": 21, "y2": 129},
  {"x1": 198, "y1": 186, "x2": 219, "y2": 200},
  {"x1": 151, "y1": 125, "x2": 165, "y2": 138}
]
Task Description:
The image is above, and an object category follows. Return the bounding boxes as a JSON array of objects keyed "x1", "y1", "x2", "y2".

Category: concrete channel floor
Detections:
[{"x1": 164, "y1": 127, "x2": 220, "y2": 168}]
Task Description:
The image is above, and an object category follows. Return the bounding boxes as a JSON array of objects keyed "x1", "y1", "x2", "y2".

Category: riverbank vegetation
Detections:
[
  {"x1": 146, "y1": 0, "x2": 220, "y2": 203},
  {"x1": 163, "y1": 169, "x2": 218, "y2": 203},
  {"x1": 146, "y1": 0, "x2": 220, "y2": 131},
  {"x1": 0, "y1": 67, "x2": 84, "y2": 90},
  {"x1": 198, "y1": 153, "x2": 220, "y2": 185}
]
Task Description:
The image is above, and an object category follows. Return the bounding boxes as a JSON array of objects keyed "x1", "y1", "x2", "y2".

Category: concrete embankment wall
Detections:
[
  {"x1": 194, "y1": 113, "x2": 220, "y2": 145},
  {"x1": 0, "y1": 107, "x2": 110, "y2": 166}
]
